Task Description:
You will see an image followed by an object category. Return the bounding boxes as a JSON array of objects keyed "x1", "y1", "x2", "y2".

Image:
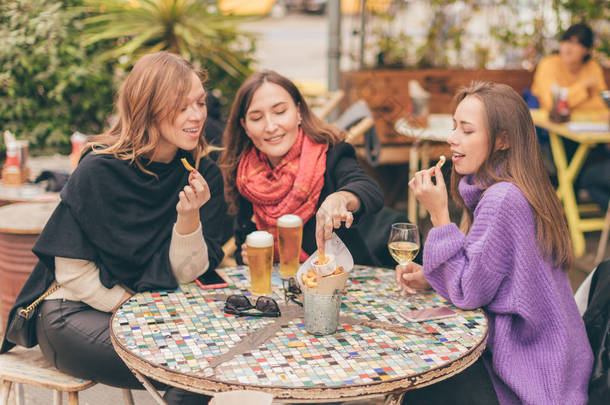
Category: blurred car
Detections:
[
  {"x1": 217, "y1": 0, "x2": 289, "y2": 18},
  {"x1": 216, "y1": 0, "x2": 392, "y2": 17},
  {"x1": 217, "y1": 0, "x2": 325, "y2": 17},
  {"x1": 341, "y1": 0, "x2": 393, "y2": 14},
  {"x1": 302, "y1": 0, "x2": 327, "y2": 13}
]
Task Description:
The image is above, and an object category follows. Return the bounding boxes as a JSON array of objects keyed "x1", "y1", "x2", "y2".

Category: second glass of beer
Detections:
[
  {"x1": 246, "y1": 231, "x2": 274, "y2": 295},
  {"x1": 277, "y1": 214, "x2": 303, "y2": 278}
]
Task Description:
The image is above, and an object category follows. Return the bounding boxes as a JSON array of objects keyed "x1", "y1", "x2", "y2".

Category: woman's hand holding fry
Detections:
[
  {"x1": 408, "y1": 165, "x2": 450, "y2": 228},
  {"x1": 175, "y1": 170, "x2": 210, "y2": 234}
]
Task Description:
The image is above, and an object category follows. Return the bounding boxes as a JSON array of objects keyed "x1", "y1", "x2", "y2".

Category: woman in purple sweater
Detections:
[{"x1": 397, "y1": 81, "x2": 593, "y2": 404}]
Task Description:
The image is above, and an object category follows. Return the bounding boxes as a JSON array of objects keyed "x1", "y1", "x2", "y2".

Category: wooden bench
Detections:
[{"x1": 0, "y1": 346, "x2": 134, "y2": 405}]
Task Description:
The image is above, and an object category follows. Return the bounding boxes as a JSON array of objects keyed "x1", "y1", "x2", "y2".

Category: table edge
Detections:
[
  {"x1": 110, "y1": 302, "x2": 488, "y2": 401},
  {"x1": 530, "y1": 110, "x2": 610, "y2": 143}
]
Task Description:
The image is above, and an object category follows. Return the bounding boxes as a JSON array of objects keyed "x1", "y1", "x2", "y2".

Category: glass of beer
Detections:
[
  {"x1": 246, "y1": 231, "x2": 274, "y2": 295},
  {"x1": 388, "y1": 223, "x2": 420, "y2": 265},
  {"x1": 277, "y1": 214, "x2": 303, "y2": 278}
]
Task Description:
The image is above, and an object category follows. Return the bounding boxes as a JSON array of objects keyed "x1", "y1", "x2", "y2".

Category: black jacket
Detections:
[
  {"x1": 234, "y1": 142, "x2": 384, "y2": 266},
  {"x1": 584, "y1": 259, "x2": 610, "y2": 405}
]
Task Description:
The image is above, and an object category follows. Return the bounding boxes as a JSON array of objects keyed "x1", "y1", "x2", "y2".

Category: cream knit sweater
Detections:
[{"x1": 45, "y1": 222, "x2": 209, "y2": 312}]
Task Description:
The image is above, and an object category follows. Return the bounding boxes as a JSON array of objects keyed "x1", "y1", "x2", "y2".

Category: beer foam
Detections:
[
  {"x1": 246, "y1": 231, "x2": 274, "y2": 248},
  {"x1": 277, "y1": 214, "x2": 302, "y2": 228}
]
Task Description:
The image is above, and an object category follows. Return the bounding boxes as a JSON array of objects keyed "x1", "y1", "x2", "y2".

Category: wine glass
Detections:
[{"x1": 388, "y1": 223, "x2": 420, "y2": 266}]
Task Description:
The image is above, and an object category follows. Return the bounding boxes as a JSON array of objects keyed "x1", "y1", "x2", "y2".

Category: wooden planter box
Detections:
[{"x1": 340, "y1": 68, "x2": 610, "y2": 146}]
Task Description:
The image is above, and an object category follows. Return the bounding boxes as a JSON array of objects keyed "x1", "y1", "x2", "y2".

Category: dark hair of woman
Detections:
[
  {"x1": 218, "y1": 70, "x2": 345, "y2": 214},
  {"x1": 561, "y1": 23, "x2": 594, "y2": 62}
]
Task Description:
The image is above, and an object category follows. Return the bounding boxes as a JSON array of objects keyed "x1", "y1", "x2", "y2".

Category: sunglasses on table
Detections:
[
  {"x1": 223, "y1": 295, "x2": 281, "y2": 317},
  {"x1": 282, "y1": 277, "x2": 303, "y2": 307}
]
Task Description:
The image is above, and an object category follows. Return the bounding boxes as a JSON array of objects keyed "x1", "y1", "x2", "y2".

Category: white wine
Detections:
[{"x1": 388, "y1": 241, "x2": 419, "y2": 264}]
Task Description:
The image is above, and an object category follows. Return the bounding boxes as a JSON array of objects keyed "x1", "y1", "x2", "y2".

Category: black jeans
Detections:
[
  {"x1": 401, "y1": 356, "x2": 499, "y2": 405},
  {"x1": 36, "y1": 299, "x2": 211, "y2": 405}
]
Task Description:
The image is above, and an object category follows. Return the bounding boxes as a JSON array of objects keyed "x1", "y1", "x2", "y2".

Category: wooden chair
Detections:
[
  {"x1": 295, "y1": 79, "x2": 345, "y2": 122},
  {"x1": 220, "y1": 236, "x2": 237, "y2": 267},
  {"x1": 0, "y1": 346, "x2": 134, "y2": 405},
  {"x1": 344, "y1": 116, "x2": 375, "y2": 145},
  {"x1": 312, "y1": 89, "x2": 345, "y2": 121}
]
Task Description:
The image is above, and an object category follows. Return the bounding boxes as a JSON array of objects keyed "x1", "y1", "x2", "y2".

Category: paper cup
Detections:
[{"x1": 311, "y1": 254, "x2": 336, "y2": 276}]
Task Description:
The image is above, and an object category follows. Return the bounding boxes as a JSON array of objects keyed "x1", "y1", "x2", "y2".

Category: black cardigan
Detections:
[
  {"x1": 234, "y1": 142, "x2": 384, "y2": 266},
  {"x1": 1, "y1": 150, "x2": 227, "y2": 353}
]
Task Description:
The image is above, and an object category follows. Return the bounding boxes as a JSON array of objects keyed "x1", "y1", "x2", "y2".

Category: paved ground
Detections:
[
  {"x1": 239, "y1": 10, "x2": 369, "y2": 88},
  {"x1": 240, "y1": 12, "x2": 329, "y2": 83}
]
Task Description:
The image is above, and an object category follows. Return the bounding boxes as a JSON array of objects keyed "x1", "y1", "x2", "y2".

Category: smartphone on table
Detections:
[{"x1": 196, "y1": 270, "x2": 229, "y2": 289}]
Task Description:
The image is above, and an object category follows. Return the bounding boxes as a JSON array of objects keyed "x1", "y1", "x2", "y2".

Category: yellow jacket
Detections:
[{"x1": 531, "y1": 54, "x2": 608, "y2": 113}]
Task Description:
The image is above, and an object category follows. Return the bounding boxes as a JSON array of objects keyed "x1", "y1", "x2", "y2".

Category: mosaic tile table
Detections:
[{"x1": 110, "y1": 266, "x2": 488, "y2": 403}]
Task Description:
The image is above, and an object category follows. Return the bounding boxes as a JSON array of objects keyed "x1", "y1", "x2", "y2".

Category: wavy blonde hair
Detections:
[
  {"x1": 450, "y1": 81, "x2": 573, "y2": 270},
  {"x1": 87, "y1": 52, "x2": 210, "y2": 174}
]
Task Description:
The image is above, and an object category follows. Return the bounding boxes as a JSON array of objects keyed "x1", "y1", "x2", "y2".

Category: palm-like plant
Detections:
[{"x1": 80, "y1": 0, "x2": 254, "y2": 81}]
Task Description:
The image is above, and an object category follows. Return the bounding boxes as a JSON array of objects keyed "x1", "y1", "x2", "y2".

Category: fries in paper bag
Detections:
[{"x1": 297, "y1": 233, "x2": 353, "y2": 294}]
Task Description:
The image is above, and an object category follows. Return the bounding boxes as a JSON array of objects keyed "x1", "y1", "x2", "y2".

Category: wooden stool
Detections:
[{"x1": 0, "y1": 346, "x2": 134, "y2": 405}]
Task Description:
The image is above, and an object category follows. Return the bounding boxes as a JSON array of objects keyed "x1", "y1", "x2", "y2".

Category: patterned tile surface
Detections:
[{"x1": 112, "y1": 266, "x2": 487, "y2": 389}]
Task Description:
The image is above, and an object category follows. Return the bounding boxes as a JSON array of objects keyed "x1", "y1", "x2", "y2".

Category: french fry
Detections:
[
  {"x1": 318, "y1": 250, "x2": 328, "y2": 265},
  {"x1": 436, "y1": 155, "x2": 446, "y2": 169},
  {"x1": 180, "y1": 158, "x2": 195, "y2": 172}
]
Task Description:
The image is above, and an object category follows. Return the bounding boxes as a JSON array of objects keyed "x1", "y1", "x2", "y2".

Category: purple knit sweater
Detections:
[{"x1": 423, "y1": 176, "x2": 593, "y2": 405}]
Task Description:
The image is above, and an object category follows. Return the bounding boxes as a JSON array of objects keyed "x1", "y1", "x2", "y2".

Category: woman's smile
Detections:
[
  {"x1": 265, "y1": 133, "x2": 285, "y2": 144},
  {"x1": 242, "y1": 81, "x2": 301, "y2": 167},
  {"x1": 451, "y1": 150, "x2": 465, "y2": 164}
]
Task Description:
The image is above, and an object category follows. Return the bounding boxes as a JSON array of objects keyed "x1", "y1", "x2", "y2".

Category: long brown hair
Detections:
[
  {"x1": 87, "y1": 52, "x2": 210, "y2": 175},
  {"x1": 218, "y1": 70, "x2": 345, "y2": 214},
  {"x1": 450, "y1": 81, "x2": 573, "y2": 270}
]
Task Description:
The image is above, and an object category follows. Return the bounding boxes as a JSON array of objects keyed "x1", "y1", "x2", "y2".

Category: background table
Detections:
[
  {"x1": 111, "y1": 266, "x2": 487, "y2": 403},
  {"x1": 0, "y1": 183, "x2": 58, "y2": 207},
  {"x1": 0, "y1": 153, "x2": 71, "y2": 207},
  {"x1": 530, "y1": 109, "x2": 610, "y2": 257},
  {"x1": 0, "y1": 201, "x2": 59, "y2": 328}
]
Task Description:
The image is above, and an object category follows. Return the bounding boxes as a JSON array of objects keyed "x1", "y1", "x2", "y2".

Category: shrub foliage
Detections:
[
  {"x1": 0, "y1": 0, "x2": 255, "y2": 154},
  {"x1": 0, "y1": 0, "x2": 115, "y2": 153}
]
